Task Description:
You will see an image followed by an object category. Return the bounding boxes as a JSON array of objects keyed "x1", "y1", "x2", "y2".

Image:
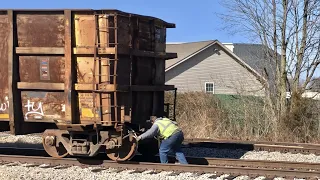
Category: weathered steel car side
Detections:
[{"x1": 0, "y1": 9, "x2": 177, "y2": 161}]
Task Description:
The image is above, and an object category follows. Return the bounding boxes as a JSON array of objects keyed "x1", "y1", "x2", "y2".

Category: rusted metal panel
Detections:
[
  {"x1": 117, "y1": 16, "x2": 131, "y2": 50},
  {"x1": 0, "y1": 12, "x2": 9, "y2": 120},
  {"x1": 138, "y1": 21, "x2": 153, "y2": 51},
  {"x1": 155, "y1": 26, "x2": 166, "y2": 52},
  {"x1": 19, "y1": 56, "x2": 65, "y2": 83},
  {"x1": 74, "y1": 14, "x2": 95, "y2": 48},
  {"x1": 154, "y1": 59, "x2": 166, "y2": 84},
  {"x1": 131, "y1": 91, "x2": 153, "y2": 125},
  {"x1": 133, "y1": 57, "x2": 155, "y2": 85},
  {"x1": 116, "y1": 55, "x2": 131, "y2": 85},
  {"x1": 21, "y1": 91, "x2": 65, "y2": 121},
  {"x1": 16, "y1": 14, "x2": 64, "y2": 47},
  {"x1": 76, "y1": 57, "x2": 96, "y2": 84}
]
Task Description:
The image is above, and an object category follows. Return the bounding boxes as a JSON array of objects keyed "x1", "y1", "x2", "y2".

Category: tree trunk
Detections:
[{"x1": 279, "y1": 0, "x2": 288, "y2": 121}]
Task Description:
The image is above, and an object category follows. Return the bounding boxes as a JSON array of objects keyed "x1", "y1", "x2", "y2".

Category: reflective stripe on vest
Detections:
[{"x1": 155, "y1": 118, "x2": 179, "y2": 139}]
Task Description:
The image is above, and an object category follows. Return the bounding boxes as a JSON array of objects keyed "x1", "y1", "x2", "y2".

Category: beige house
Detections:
[{"x1": 165, "y1": 40, "x2": 268, "y2": 96}]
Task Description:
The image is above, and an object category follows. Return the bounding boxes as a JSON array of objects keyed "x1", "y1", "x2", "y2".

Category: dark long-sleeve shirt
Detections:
[
  {"x1": 139, "y1": 121, "x2": 160, "y2": 140},
  {"x1": 139, "y1": 118, "x2": 178, "y2": 140}
]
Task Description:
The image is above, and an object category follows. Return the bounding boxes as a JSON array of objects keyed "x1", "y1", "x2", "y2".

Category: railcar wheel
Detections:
[
  {"x1": 106, "y1": 135, "x2": 138, "y2": 161},
  {"x1": 42, "y1": 135, "x2": 69, "y2": 158}
]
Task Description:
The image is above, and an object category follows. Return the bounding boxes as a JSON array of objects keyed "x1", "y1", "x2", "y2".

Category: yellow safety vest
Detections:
[{"x1": 155, "y1": 118, "x2": 180, "y2": 139}]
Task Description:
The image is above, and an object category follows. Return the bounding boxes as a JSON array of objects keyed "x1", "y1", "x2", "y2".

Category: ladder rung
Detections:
[
  {"x1": 101, "y1": 97, "x2": 111, "y2": 99},
  {"x1": 97, "y1": 16, "x2": 109, "y2": 19},
  {"x1": 97, "y1": 27, "x2": 118, "y2": 30},
  {"x1": 96, "y1": 105, "x2": 123, "y2": 108},
  {"x1": 94, "y1": 58, "x2": 118, "y2": 61},
  {"x1": 94, "y1": 74, "x2": 117, "y2": 77},
  {"x1": 96, "y1": 42, "x2": 119, "y2": 45},
  {"x1": 95, "y1": 105, "x2": 121, "y2": 108},
  {"x1": 94, "y1": 14, "x2": 115, "y2": 17},
  {"x1": 94, "y1": 75, "x2": 111, "y2": 77},
  {"x1": 93, "y1": 106, "x2": 110, "y2": 108},
  {"x1": 95, "y1": 43, "x2": 119, "y2": 46},
  {"x1": 94, "y1": 14, "x2": 113, "y2": 16},
  {"x1": 92, "y1": 90, "x2": 115, "y2": 92}
]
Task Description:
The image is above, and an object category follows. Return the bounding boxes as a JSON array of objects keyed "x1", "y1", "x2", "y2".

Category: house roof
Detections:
[
  {"x1": 165, "y1": 40, "x2": 267, "y2": 84},
  {"x1": 232, "y1": 43, "x2": 268, "y2": 75},
  {"x1": 166, "y1": 40, "x2": 215, "y2": 69}
]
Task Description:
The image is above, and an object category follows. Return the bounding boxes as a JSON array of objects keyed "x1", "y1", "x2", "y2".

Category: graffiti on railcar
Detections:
[
  {"x1": 21, "y1": 92, "x2": 65, "y2": 121},
  {"x1": 24, "y1": 99, "x2": 44, "y2": 120},
  {"x1": 0, "y1": 96, "x2": 9, "y2": 111},
  {"x1": 0, "y1": 96, "x2": 9, "y2": 119},
  {"x1": 0, "y1": 92, "x2": 100, "y2": 121}
]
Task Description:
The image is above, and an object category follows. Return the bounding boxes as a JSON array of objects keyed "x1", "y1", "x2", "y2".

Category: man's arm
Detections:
[{"x1": 138, "y1": 124, "x2": 159, "y2": 141}]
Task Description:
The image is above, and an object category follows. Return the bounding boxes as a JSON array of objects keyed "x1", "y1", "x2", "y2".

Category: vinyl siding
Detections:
[{"x1": 165, "y1": 44, "x2": 264, "y2": 96}]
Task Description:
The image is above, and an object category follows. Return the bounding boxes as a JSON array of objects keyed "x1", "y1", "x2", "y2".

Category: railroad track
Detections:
[
  {"x1": 1, "y1": 131, "x2": 320, "y2": 155},
  {"x1": 0, "y1": 147, "x2": 319, "y2": 179},
  {"x1": 0, "y1": 154, "x2": 319, "y2": 179},
  {"x1": 184, "y1": 138, "x2": 320, "y2": 155}
]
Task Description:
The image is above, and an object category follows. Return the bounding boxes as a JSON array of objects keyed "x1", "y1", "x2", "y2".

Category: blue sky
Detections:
[{"x1": 2, "y1": 0, "x2": 248, "y2": 43}]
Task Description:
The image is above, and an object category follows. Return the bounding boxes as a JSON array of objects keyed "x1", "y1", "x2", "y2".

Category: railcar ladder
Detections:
[{"x1": 92, "y1": 13, "x2": 119, "y2": 125}]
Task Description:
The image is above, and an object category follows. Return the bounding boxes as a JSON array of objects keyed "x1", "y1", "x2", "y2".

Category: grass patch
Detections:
[{"x1": 165, "y1": 91, "x2": 320, "y2": 143}]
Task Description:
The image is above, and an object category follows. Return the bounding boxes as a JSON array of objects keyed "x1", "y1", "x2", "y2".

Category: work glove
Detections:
[
  {"x1": 136, "y1": 136, "x2": 141, "y2": 142},
  {"x1": 133, "y1": 133, "x2": 141, "y2": 142}
]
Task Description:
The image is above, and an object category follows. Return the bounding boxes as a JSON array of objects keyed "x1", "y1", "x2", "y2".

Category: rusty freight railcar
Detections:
[{"x1": 0, "y1": 9, "x2": 177, "y2": 161}]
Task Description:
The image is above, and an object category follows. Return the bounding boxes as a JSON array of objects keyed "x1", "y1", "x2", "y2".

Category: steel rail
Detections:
[
  {"x1": 0, "y1": 154, "x2": 319, "y2": 179},
  {"x1": 184, "y1": 138, "x2": 320, "y2": 155},
  {"x1": 1, "y1": 146, "x2": 320, "y2": 173},
  {"x1": 186, "y1": 156, "x2": 320, "y2": 171}
]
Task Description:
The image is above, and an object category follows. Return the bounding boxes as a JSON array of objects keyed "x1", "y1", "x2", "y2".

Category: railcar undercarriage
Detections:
[{"x1": 42, "y1": 124, "x2": 140, "y2": 161}]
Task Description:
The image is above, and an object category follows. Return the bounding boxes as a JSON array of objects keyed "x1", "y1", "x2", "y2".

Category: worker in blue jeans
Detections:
[{"x1": 135, "y1": 117, "x2": 188, "y2": 164}]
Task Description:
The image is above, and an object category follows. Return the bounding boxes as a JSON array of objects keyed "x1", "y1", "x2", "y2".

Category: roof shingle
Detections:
[{"x1": 165, "y1": 40, "x2": 215, "y2": 69}]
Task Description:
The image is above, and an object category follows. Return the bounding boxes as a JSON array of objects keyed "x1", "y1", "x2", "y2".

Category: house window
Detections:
[{"x1": 205, "y1": 82, "x2": 214, "y2": 94}]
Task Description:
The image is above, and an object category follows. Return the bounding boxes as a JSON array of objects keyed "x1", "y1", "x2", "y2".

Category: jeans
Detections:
[{"x1": 159, "y1": 131, "x2": 188, "y2": 164}]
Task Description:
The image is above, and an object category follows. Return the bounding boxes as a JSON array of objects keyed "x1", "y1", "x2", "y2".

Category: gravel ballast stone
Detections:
[
  {"x1": 0, "y1": 132, "x2": 316, "y2": 179},
  {"x1": 0, "y1": 163, "x2": 304, "y2": 180},
  {"x1": 0, "y1": 163, "x2": 232, "y2": 180}
]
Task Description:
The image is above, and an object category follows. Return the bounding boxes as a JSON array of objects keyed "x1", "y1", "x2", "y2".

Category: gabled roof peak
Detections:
[{"x1": 165, "y1": 40, "x2": 267, "y2": 85}]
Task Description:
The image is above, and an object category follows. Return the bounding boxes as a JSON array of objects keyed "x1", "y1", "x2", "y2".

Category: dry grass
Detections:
[{"x1": 165, "y1": 91, "x2": 320, "y2": 143}]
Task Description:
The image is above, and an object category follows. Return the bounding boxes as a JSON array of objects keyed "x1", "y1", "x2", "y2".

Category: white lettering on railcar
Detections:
[
  {"x1": 61, "y1": 104, "x2": 65, "y2": 112},
  {"x1": 0, "y1": 96, "x2": 9, "y2": 112},
  {"x1": 24, "y1": 100, "x2": 44, "y2": 120}
]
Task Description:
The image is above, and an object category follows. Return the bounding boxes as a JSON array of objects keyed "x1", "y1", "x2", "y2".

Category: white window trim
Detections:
[{"x1": 205, "y1": 82, "x2": 215, "y2": 94}]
